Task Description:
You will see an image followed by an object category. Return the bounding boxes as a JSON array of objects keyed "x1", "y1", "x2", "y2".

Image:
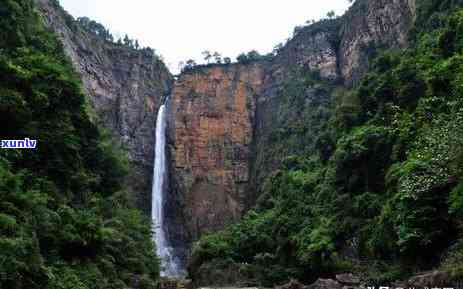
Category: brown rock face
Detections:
[
  {"x1": 167, "y1": 0, "x2": 417, "y2": 249},
  {"x1": 39, "y1": 0, "x2": 417, "y2": 266},
  {"x1": 168, "y1": 64, "x2": 264, "y2": 240}
]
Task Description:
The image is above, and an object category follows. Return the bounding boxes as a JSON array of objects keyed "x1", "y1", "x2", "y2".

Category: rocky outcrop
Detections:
[
  {"x1": 275, "y1": 0, "x2": 416, "y2": 85},
  {"x1": 167, "y1": 0, "x2": 417, "y2": 250},
  {"x1": 335, "y1": 274, "x2": 361, "y2": 286},
  {"x1": 248, "y1": 0, "x2": 416, "y2": 199},
  {"x1": 275, "y1": 271, "x2": 459, "y2": 289},
  {"x1": 167, "y1": 64, "x2": 264, "y2": 240},
  {"x1": 405, "y1": 271, "x2": 453, "y2": 288},
  {"x1": 36, "y1": 0, "x2": 173, "y2": 212},
  {"x1": 274, "y1": 277, "x2": 354, "y2": 289},
  {"x1": 277, "y1": 23, "x2": 339, "y2": 80},
  {"x1": 338, "y1": 0, "x2": 416, "y2": 84}
]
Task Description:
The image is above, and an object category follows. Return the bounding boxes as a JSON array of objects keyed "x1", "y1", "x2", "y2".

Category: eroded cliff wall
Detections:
[
  {"x1": 338, "y1": 0, "x2": 416, "y2": 83},
  {"x1": 168, "y1": 0, "x2": 416, "y2": 249},
  {"x1": 167, "y1": 64, "x2": 265, "y2": 241},
  {"x1": 36, "y1": 0, "x2": 173, "y2": 213},
  {"x1": 39, "y1": 0, "x2": 417, "y2": 260}
]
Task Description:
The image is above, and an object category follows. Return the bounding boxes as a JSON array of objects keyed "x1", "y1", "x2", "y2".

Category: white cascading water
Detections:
[{"x1": 152, "y1": 103, "x2": 183, "y2": 277}]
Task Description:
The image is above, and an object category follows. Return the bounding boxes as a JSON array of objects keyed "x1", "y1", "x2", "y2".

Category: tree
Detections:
[
  {"x1": 181, "y1": 59, "x2": 197, "y2": 72},
  {"x1": 236, "y1": 50, "x2": 264, "y2": 64},
  {"x1": 327, "y1": 10, "x2": 336, "y2": 19},
  {"x1": 223, "y1": 57, "x2": 232, "y2": 64},
  {"x1": 293, "y1": 25, "x2": 303, "y2": 36},
  {"x1": 202, "y1": 50, "x2": 212, "y2": 63},
  {"x1": 213, "y1": 51, "x2": 222, "y2": 63},
  {"x1": 144, "y1": 47, "x2": 155, "y2": 56},
  {"x1": 247, "y1": 50, "x2": 261, "y2": 61},
  {"x1": 77, "y1": 17, "x2": 115, "y2": 42},
  {"x1": 236, "y1": 53, "x2": 248, "y2": 63},
  {"x1": 186, "y1": 59, "x2": 197, "y2": 67},
  {"x1": 0, "y1": 1, "x2": 161, "y2": 287},
  {"x1": 123, "y1": 34, "x2": 130, "y2": 46},
  {"x1": 135, "y1": 40, "x2": 140, "y2": 50},
  {"x1": 273, "y1": 43, "x2": 284, "y2": 55}
]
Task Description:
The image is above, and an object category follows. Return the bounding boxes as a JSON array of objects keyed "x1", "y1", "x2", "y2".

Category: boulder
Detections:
[
  {"x1": 275, "y1": 279, "x2": 307, "y2": 289},
  {"x1": 407, "y1": 271, "x2": 451, "y2": 287},
  {"x1": 336, "y1": 274, "x2": 360, "y2": 286},
  {"x1": 306, "y1": 278, "x2": 343, "y2": 289}
]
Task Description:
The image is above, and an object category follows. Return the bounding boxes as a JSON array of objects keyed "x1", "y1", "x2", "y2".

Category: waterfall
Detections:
[{"x1": 152, "y1": 102, "x2": 183, "y2": 277}]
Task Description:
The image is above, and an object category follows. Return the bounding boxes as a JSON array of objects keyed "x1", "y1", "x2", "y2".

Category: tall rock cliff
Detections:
[
  {"x1": 338, "y1": 0, "x2": 416, "y2": 84},
  {"x1": 167, "y1": 0, "x2": 416, "y2": 251},
  {"x1": 167, "y1": 64, "x2": 264, "y2": 243},
  {"x1": 35, "y1": 0, "x2": 173, "y2": 213},
  {"x1": 38, "y1": 0, "x2": 417, "y2": 263}
]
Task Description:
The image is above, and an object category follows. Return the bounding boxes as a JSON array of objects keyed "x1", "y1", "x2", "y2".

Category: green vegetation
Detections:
[
  {"x1": 179, "y1": 50, "x2": 272, "y2": 75},
  {"x1": 236, "y1": 50, "x2": 274, "y2": 64},
  {"x1": 190, "y1": 3, "x2": 463, "y2": 287},
  {"x1": 75, "y1": 15, "x2": 154, "y2": 53},
  {"x1": 0, "y1": 1, "x2": 159, "y2": 288},
  {"x1": 77, "y1": 17, "x2": 114, "y2": 42}
]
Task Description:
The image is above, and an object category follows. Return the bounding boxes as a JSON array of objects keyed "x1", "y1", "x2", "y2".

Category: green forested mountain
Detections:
[
  {"x1": 0, "y1": 1, "x2": 160, "y2": 288},
  {"x1": 3, "y1": 0, "x2": 463, "y2": 288},
  {"x1": 189, "y1": 1, "x2": 463, "y2": 286}
]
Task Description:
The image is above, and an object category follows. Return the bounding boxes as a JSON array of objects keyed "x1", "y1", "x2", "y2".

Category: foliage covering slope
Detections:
[
  {"x1": 190, "y1": 2, "x2": 463, "y2": 286},
  {"x1": 0, "y1": 1, "x2": 159, "y2": 288}
]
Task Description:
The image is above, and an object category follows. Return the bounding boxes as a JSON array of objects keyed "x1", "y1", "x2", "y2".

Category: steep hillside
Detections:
[
  {"x1": 190, "y1": 0, "x2": 463, "y2": 287},
  {"x1": 35, "y1": 0, "x2": 173, "y2": 213},
  {"x1": 36, "y1": 0, "x2": 416, "y2": 258},
  {"x1": 0, "y1": 0, "x2": 160, "y2": 288},
  {"x1": 168, "y1": 0, "x2": 416, "y2": 250},
  {"x1": 24, "y1": 0, "x2": 463, "y2": 287}
]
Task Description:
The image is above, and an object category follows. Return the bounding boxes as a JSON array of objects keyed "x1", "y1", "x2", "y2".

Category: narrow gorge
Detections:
[
  {"x1": 23, "y1": 0, "x2": 463, "y2": 287},
  {"x1": 36, "y1": 0, "x2": 416, "y2": 274}
]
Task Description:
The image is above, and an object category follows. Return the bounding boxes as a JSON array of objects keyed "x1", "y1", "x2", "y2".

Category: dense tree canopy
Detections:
[
  {"x1": 0, "y1": 1, "x2": 160, "y2": 288},
  {"x1": 190, "y1": 2, "x2": 463, "y2": 287}
]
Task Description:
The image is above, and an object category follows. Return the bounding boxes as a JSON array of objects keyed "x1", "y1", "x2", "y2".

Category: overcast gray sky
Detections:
[{"x1": 59, "y1": 0, "x2": 351, "y2": 73}]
